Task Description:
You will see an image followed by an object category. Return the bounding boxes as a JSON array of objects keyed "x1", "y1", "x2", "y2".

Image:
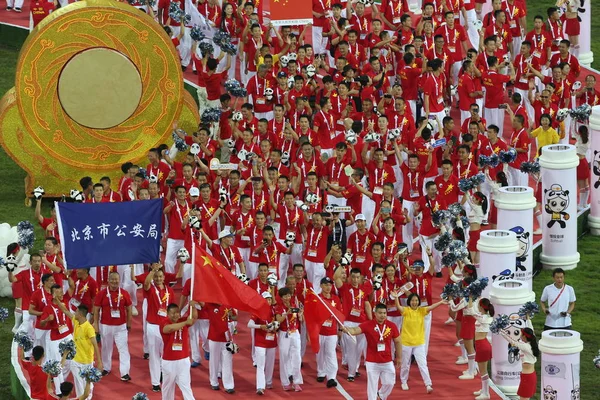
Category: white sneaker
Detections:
[
  {"x1": 473, "y1": 390, "x2": 481, "y2": 396},
  {"x1": 132, "y1": 307, "x2": 139, "y2": 316},
  {"x1": 444, "y1": 317, "x2": 454, "y2": 325},
  {"x1": 459, "y1": 373, "x2": 475, "y2": 380},
  {"x1": 533, "y1": 228, "x2": 542, "y2": 235},
  {"x1": 475, "y1": 394, "x2": 490, "y2": 400},
  {"x1": 401, "y1": 383, "x2": 409, "y2": 391},
  {"x1": 454, "y1": 341, "x2": 460, "y2": 347},
  {"x1": 455, "y1": 357, "x2": 468, "y2": 365},
  {"x1": 426, "y1": 386, "x2": 433, "y2": 394}
]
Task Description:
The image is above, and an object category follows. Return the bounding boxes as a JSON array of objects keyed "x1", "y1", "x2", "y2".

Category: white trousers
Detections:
[
  {"x1": 255, "y1": 346, "x2": 276, "y2": 390},
  {"x1": 312, "y1": 26, "x2": 325, "y2": 54},
  {"x1": 165, "y1": 238, "x2": 184, "y2": 274},
  {"x1": 69, "y1": 360, "x2": 94, "y2": 399},
  {"x1": 278, "y1": 330, "x2": 303, "y2": 385},
  {"x1": 48, "y1": 334, "x2": 72, "y2": 393},
  {"x1": 400, "y1": 344, "x2": 432, "y2": 386},
  {"x1": 209, "y1": 340, "x2": 234, "y2": 390},
  {"x1": 190, "y1": 318, "x2": 209, "y2": 362},
  {"x1": 278, "y1": 243, "x2": 303, "y2": 288},
  {"x1": 118, "y1": 264, "x2": 138, "y2": 308},
  {"x1": 161, "y1": 358, "x2": 195, "y2": 400},
  {"x1": 515, "y1": 88, "x2": 534, "y2": 124},
  {"x1": 142, "y1": 298, "x2": 148, "y2": 353},
  {"x1": 508, "y1": 166, "x2": 529, "y2": 187},
  {"x1": 19, "y1": 311, "x2": 35, "y2": 357},
  {"x1": 424, "y1": 311, "x2": 432, "y2": 355},
  {"x1": 402, "y1": 199, "x2": 416, "y2": 253},
  {"x1": 366, "y1": 361, "x2": 396, "y2": 400},
  {"x1": 421, "y1": 235, "x2": 442, "y2": 273},
  {"x1": 34, "y1": 328, "x2": 50, "y2": 355},
  {"x1": 316, "y1": 334, "x2": 338, "y2": 380},
  {"x1": 246, "y1": 261, "x2": 259, "y2": 281},
  {"x1": 100, "y1": 323, "x2": 130, "y2": 377},
  {"x1": 147, "y1": 323, "x2": 164, "y2": 386},
  {"x1": 387, "y1": 316, "x2": 403, "y2": 358},
  {"x1": 182, "y1": 263, "x2": 192, "y2": 288},
  {"x1": 484, "y1": 107, "x2": 505, "y2": 135},
  {"x1": 7, "y1": 0, "x2": 24, "y2": 8},
  {"x1": 238, "y1": 248, "x2": 250, "y2": 275},
  {"x1": 304, "y1": 261, "x2": 325, "y2": 294},
  {"x1": 342, "y1": 321, "x2": 366, "y2": 377},
  {"x1": 464, "y1": 9, "x2": 479, "y2": 49}
]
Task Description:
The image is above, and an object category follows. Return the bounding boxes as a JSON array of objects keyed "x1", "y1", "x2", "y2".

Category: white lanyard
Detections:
[
  {"x1": 355, "y1": 231, "x2": 369, "y2": 254},
  {"x1": 511, "y1": 128, "x2": 525, "y2": 146},
  {"x1": 408, "y1": 171, "x2": 420, "y2": 191},
  {"x1": 506, "y1": 2, "x2": 516, "y2": 21},
  {"x1": 29, "y1": 270, "x2": 37, "y2": 294},
  {"x1": 548, "y1": 19, "x2": 560, "y2": 38},
  {"x1": 52, "y1": 304, "x2": 66, "y2": 326},
  {"x1": 175, "y1": 200, "x2": 190, "y2": 224},
  {"x1": 285, "y1": 206, "x2": 299, "y2": 227},
  {"x1": 383, "y1": 231, "x2": 397, "y2": 253},
  {"x1": 220, "y1": 246, "x2": 235, "y2": 270},
  {"x1": 331, "y1": 160, "x2": 344, "y2": 182},
  {"x1": 458, "y1": 161, "x2": 472, "y2": 178},
  {"x1": 253, "y1": 191, "x2": 266, "y2": 210},
  {"x1": 309, "y1": 227, "x2": 323, "y2": 249},
  {"x1": 350, "y1": 287, "x2": 363, "y2": 308},
  {"x1": 320, "y1": 110, "x2": 332, "y2": 131},
  {"x1": 152, "y1": 283, "x2": 168, "y2": 309},
  {"x1": 375, "y1": 323, "x2": 387, "y2": 342},
  {"x1": 300, "y1": 156, "x2": 316, "y2": 178},
  {"x1": 107, "y1": 288, "x2": 121, "y2": 310},
  {"x1": 41, "y1": 288, "x2": 48, "y2": 305},
  {"x1": 332, "y1": 219, "x2": 343, "y2": 242},
  {"x1": 431, "y1": 74, "x2": 440, "y2": 97},
  {"x1": 74, "y1": 279, "x2": 88, "y2": 299},
  {"x1": 444, "y1": 25, "x2": 455, "y2": 45}
]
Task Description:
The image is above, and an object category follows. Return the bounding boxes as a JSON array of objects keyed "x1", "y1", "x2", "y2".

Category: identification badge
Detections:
[
  {"x1": 308, "y1": 250, "x2": 317, "y2": 257},
  {"x1": 448, "y1": 46, "x2": 456, "y2": 53},
  {"x1": 350, "y1": 308, "x2": 361, "y2": 317},
  {"x1": 533, "y1": 50, "x2": 541, "y2": 58},
  {"x1": 377, "y1": 343, "x2": 386, "y2": 352},
  {"x1": 393, "y1": 17, "x2": 401, "y2": 24},
  {"x1": 373, "y1": 186, "x2": 383, "y2": 195},
  {"x1": 410, "y1": 190, "x2": 419, "y2": 198},
  {"x1": 241, "y1": 235, "x2": 250, "y2": 241},
  {"x1": 158, "y1": 308, "x2": 167, "y2": 317},
  {"x1": 437, "y1": 96, "x2": 444, "y2": 104},
  {"x1": 510, "y1": 21, "x2": 517, "y2": 29},
  {"x1": 58, "y1": 324, "x2": 69, "y2": 334},
  {"x1": 519, "y1": 77, "x2": 528, "y2": 84},
  {"x1": 387, "y1": 306, "x2": 397, "y2": 312},
  {"x1": 323, "y1": 319, "x2": 332, "y2": 327},
  {"x1": 356, "y1": 256, "x2": 366, "y2": 263},
  {"x1": 110, "y1": 309, "x2": 121, "y2": 318},
  {"x1": 256, "y1": 98, "x2": 266, "y2": 105},
  {"x1": 266, "y1": 332, "x2": 275, "y2": 341},
  {"x1": 172, "y1": 343, "x2": 183, "y2": 351},
  {"x1": 70, "y1": 298, "x2": 81, "y2": 308}
]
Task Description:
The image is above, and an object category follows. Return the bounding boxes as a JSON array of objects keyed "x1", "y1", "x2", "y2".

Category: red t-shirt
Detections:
[
  {"x1": 422, "y1": 74, "x2": 445, "y2": 113},
  {"x1": 338, "y1": 283, "x2": 372, "y2": 323},
  {"x1": 274, "y1": 302, "x2": 300, "y2": 332},
  {"x1": 251, "y1": 241, "x2": 287, "y2": 277},
  {"x1": 318, "y1": 294, "x2": 343, "y2": 336},
  {"x1": 400, "y1": 164, "x2": 425, "y2": 200},
  {"x1": 167, "y1": 200, "x2": 191, "y2": 240},
  {"x1": 31, "y1": 0, "x2": 54, "y2": 27},
  {"x1": 232, "y1": 210, "x2": 256, "y2": 249},
  {"x1": 376, "y1": 230, "x2": 403, "y2": 260},
  {"x1": 509, "y1": 128, "x2": 530, "y2": 168},
  {"x1": 161, "y1": 317, "x2": 191, "y2": 360},
  {"x1": 181, "y1": 279, "x2": 208, "y2": 319},
  {"x1": 41, "y1": 302, "x2": 73, "y2": 341},
  {"x1": 304, "y1": 225, "x2": 330, "y2": 262},
  {"x1": 30, "y1": 289, "x2": 52, "y2": 330},
  {"x1": 40, "y1": 218, "x2": 60, "y2": 243},
  {"x1": 145, "y1": 283, "x2": 175, "y2": 325},
  {"x1": 482, "y1": 70, "x2": 511, "y2": 108},
  {"x1": 94, "y1": 287, "x2": 132, "y2": 326},
  {"x1": 70, "y1": 276, "x2": 98, "y2": 311},
  {"x1": 252, "y1": 308, "x2": 278, "y2": 348},
  {"x1": 417, "y1": 196, "x2": 446, "y2": 236},
  {"x1": 15, "y1": 269, "x2": 45, "y2": 310},
  {"x1": 359, "y1": 319, "x2": 400, "y2": 363},
  {"x1": 457, "y1": 73, "x2": 477, "y2": 111},
  {"x1": 277, "y1": 205, "x2": 304, "y2": 242},
  {"x1": 407, "y1": 272, "x2": 433, "y2": 305},
  {"x1": 210, "y1": 243, "x2": 242, "y2": 273},
  {"x1": 22, "y1": 361, "x2": 51, "y2": 399},
  {"x1": 434, "y1": 24, "x2": 468, "y2": 62},
  {"x1": 434, "y1": 174, "x2": 460, "y2": 206}
]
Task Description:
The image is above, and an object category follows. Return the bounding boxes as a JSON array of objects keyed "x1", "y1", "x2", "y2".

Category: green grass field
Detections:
[{"x1": 1, "y1": 2, "x2": 600, "y2": 397}]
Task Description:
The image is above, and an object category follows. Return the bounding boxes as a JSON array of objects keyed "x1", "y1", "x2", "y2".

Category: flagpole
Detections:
[
  {"x1": 189, "y1": 230, "x2": 196, "y2": 320},
  {"x1": 310, "y1": 288, "x2": 356, "y2": 344}
]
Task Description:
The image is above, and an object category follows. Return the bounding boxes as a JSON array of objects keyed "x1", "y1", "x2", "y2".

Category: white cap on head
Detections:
[
  {"x1": 261, "y1": 291, "x2": 272, "y2": 299},
  {"x1": 218, "y1": 229, "x2": 235, "y2": 240},
  {"x1": 189, "y1": 187, "x2": 200, "y2": 197},
  {"x1": 355, "y1": 214, "x2": 367, "y2": 221}
]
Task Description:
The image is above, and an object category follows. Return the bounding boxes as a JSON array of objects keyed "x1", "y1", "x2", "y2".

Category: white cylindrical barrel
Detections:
[
  {"x1": 495, "y1": 186, "x2": 536, "y2": 287},
  {"x1": 577, "y1": 0, "x2": 593, "y2": 68},
  {"x1": 538, "y1": 330, "x2": 584, "y2": 399},
  {"x1": 489, "y1": 279, "x2": 535, "y2": 396},
  {"x1": 539, "y1": 145, "x2": 580, "y2": 270},
  {"x1": 477, "y1": 230, "x2": 519, "y2": 299},
  {"x1": 587, "y1": 105, "x2": 600, "y2": 235}
]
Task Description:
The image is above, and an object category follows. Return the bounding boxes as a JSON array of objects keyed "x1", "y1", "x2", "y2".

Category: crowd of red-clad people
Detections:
[{"x1": 6, "y1": 0, "x2": 597, "y2": 399}]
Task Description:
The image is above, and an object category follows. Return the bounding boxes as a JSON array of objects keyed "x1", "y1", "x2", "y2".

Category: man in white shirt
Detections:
[{"x1": 540, "y1": 268, "x2": 576, "y2": 330}]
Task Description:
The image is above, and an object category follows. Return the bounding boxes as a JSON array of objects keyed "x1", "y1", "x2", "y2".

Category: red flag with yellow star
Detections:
[
  {"x1": 192, "y1": 245, "x2": 271, "y2": 320},
  {"x1": 304, "y1": 289, "x2": 345, "y2": 353},
  {"x1": 270, "y1": 0, "x2": 313, "y2": 27}
]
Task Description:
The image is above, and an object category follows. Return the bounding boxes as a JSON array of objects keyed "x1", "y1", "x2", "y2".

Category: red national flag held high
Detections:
[
  {"x1": 303, "y1": 289, "x2": 345, "y2": 353},
  {"x1": 192, "y1": 245, "x2": 272, "y2": 320},
  {"x1": 269, "y1": 0, "x2": 313, "y2": 26}
]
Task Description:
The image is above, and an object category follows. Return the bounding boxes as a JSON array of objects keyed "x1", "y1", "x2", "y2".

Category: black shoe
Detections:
[
  {"x1": 152, "y1": 385, "x2": 161, "y2": 392},
  {"x1": 435, "y1": 272, "x2": 443, "y2": 278},
  {"x1": 326, "y1": 379, "x2": 337, "y2": 388},
  {"x1": 102, "y1": 370, "x2": 110, "y2": 376},
  {"x1": 225, "y1": 389, "x2": 235, "y2": 394},
  {"x1": 316, "y1": 376, "x2": 325, "y2": 383},
  {"x1": 301, "y1": 362, "x2": 304, "y2": 368},
  {"x1": 14, "y1": 7, "x2": 21, "y2": 12},
  {"x1": 347, "y1": 376, "x2": 354, "y2": 382},
  {"x1": 181, "y1": 66, "x2": 187, "y2": 72},
  {"x1": 211, "y1": 385, "x2": 220, "y2": 390},
  {"x1": 355, "y1": 372, "x2": 361, "y2": 378},
  {"x1": 121, "y1": 374, "x2": 131, "y2": 381},
  {"x1": 193, "y1": 70, "x2": 198, "y2": 75},
  {"x1": 143, "y1": 353, "x2": 149, "y2": 360},
  {"x1": 6, "y1": 6, "x2": 12, "y2": 10},
  {"x1": 23, "y1": 356, "x2": 30, "y2": 361},
  {"x1": 288, "y1": 375, "x2": 293, "y2": 384}
]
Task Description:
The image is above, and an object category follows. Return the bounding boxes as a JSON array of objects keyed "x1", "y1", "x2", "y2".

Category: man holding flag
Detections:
[
  {"x1": 275, "y1": 287, "x2": 303, "y2": 391},
  {"x1": 342, "y1": 303, "x2": 402, "y2": 400}
]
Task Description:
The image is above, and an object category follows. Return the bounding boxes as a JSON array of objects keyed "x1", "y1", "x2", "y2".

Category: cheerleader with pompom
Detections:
[
  {"x1": 448, "y1": 263, "x2": 477, "y2": 359},
  {"x1": 451, "y1": 294, "x2": 480, "y2": 381},
  {"x1": 471, "y1": 298, "x2": 494, "y2": 400},
  {"x1": 461, "y1": 191, "x2": 488, "y2": 264},
  {"x1": 498, "y1": 327, "x2": 540, "y2": 400}
]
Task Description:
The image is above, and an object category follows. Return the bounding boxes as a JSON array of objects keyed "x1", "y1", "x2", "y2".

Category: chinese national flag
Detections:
[
  {"x1": 192, "y1": 245, "x2": 271, "y2": 320},
  {"x1": 303, "y1": 289, "x2": 345, "y2": 353}
]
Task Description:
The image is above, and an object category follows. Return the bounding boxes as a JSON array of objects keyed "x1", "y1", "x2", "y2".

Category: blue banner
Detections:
[{"x1": 56, "y1": 199, "x2": 162, "y2": 269}]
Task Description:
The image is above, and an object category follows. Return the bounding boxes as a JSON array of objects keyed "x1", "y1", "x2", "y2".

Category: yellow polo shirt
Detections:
[
  {"x1": 531, "y1": 126, "x2": 560, "y2": 156},
  {"x1": 401, "y1": 307, "x2": 429, "y2": 347},
  {"x1": 72, "y1": 318, "x2": 96, "y2": 364}
]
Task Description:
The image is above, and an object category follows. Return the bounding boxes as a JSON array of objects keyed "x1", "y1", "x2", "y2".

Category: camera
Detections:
[
  {"x1": 384, "y1": 94, "x2": 392, "y2": 99},
  {"x1": 291, "y1": 308, "x2": 300, "y2": 314},
  {"x1": 498, "y1": 104, "x2": 508, "y2": 110},
  {"x1": 166, "y1": 179, "x2": 175, "y2": 185}
]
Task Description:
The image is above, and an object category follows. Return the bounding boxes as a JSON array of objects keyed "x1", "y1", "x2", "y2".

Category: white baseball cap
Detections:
[
  {"x1": 218, "y1": 229, "x2": 235, "y2": 240},
  {"x1": 355, "y1": 214, "x2": 367, "y2": 221},
  {"x1": 261, "y1": 292, "x2": 272, "y2": 299},
  {"x1": 189, "y1": 187, "x2": 200, "y2": 197}
]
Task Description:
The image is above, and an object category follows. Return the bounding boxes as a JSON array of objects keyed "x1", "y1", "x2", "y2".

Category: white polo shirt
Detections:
[{"x1": 540, "y1": 283, "x2": 576, "y2": 328}]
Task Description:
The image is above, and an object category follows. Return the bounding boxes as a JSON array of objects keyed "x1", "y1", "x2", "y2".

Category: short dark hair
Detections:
[
  {"x1": 552, "y1": 268, "x2": 565, "y2": 277},
  {"x1": 278, "y1": 287, "x2": 291, "y2": 297},
  {"x1": 32, "y1": 345, "x2": 44, "y2": 361}
]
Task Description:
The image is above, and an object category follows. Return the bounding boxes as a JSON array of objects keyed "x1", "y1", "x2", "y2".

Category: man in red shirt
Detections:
[
  {"x1": 343, "y1": 303, "x2": 402, "y2": 400},
  {"x1": 143, "y1": 264, "x2": 176, "y2": 392},
  {"x1": 434, "y1": 11, "x2": 469, "y2": 86},
  {"x1": 275, "y1": 287, "x2": 303, "y2": 390},
  {"x1": 458, "y1": 60, "x2": 484, "y2": 124},
  {"x1": 9, "y1": 253, "x2": 46, "y2": 342},
  {"x1": 99, "y1": 176, "x2": 122, "y2": 203},
  {"x1": 435, "y1": 160, "x2": 460, "y2": 207},
  {"x1": 484, "y1": 10, "x2": 513, "y2": 57},
  {"x1": 482, "y1": 55, "x2": 515, "y2": 135},
  {"x1": 304, "y1": 213, "x2": 330, "y2": 294},
  {"x1": 414, "y1": 182, "x2": 446, "y2": 275},
  {"x1": 335, "y1": 268, "x2": 373, "y2": 382},
  {"x1": 398, "y1": 52, "x2": 424, "y2": 117},
  {"x1": 29, "y1": 273, "x2": 55, "y2": 356},
  {"x1": 35, "y1": 196, "x2": 60, "y2": 243},
  {"x1": 422, "y1": 58, "x2": 447, "y2": 133},
  {"x1": 252, "y1": 226, "x2": 291, "y2": 284},
  {"x1": 346, "y1": 214, "x2": 377, "y2": 276},
  {"x1": 242, "y1": 23, "x2": 265, "y2": 85},
  {"x1": 315, "y1": 277, "x2": 343, "y2": 388},
  {"x1": 247, "y1": 64, "x2": 276, "y2": 120},
  {"x1": 160, "y1": 303, "x2": 197, "y2": 399},
  {"x1": 163, "y1": 186, "x2": 191, "y2": 274},
  {"x1": 67, "y1": 269, "x2": 97, "y2": 316},
  {"x1": 21, "y1": 346, "x2": 54, "y2": 400},
  {"x1": 93, "y1": 271, "x2": 132, "y2": 381},
  {"x1": 273, "y1": 191, "x2": 306, "y2": 278},
  {"x1": 507, "y1": 114, "x2": 530, "y2": 187},
  {"x1": 208, "y1": 302, "x2": 236, "y2": 392},
  {"x1": 247, "y1": 291, "x2": 278, "y2": 395},
  {"x1": 525, "y1": 15, "x2": 552, "y2": 76}
]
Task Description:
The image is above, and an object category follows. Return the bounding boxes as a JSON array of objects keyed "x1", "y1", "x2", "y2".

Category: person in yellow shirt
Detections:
[
  {"x1": 394, "y1": 292, "x2": 447, "y2": 394},
  {"x1": 56, "y1": 300, "x2": 102, "y2": 399},
  {"x1": 530, "y1": 114, "x2": 560, "y2": 156}
]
